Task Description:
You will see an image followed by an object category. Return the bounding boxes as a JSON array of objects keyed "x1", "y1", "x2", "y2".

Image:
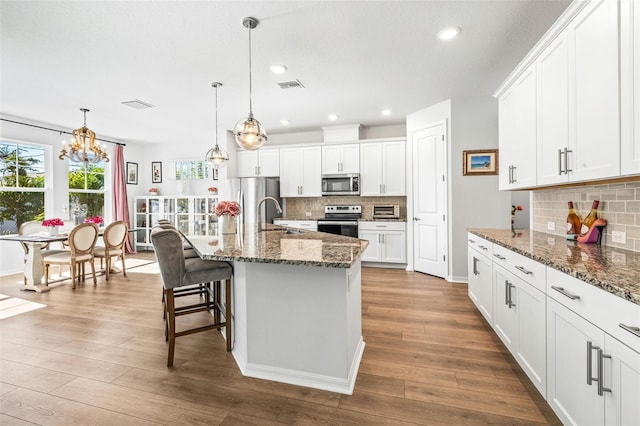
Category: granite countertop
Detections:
[
  {"x1": 469, "y1": 229, "x2": 640, "y2": 306},
  {"x1": 275, "y1": 217, "x2": 323, "y2": 221},
  {"x1": 358, "y1": 218, "x2": 407, "y2": 222},
  {"x1": 184, "y1": 224, "x2": 368, "y2": 269}
]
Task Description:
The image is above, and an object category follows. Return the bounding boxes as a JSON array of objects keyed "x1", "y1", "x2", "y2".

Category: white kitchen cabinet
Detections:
[
  {"x1": 360, "y1": 140, "x2": 406, "y2": 196},
  {"x1": 498, "y1": 64, "x2": 537, "y2": 190},
  {"x1": 273, "y1": 219, "x2": 317, "y2": 231},
  {"x1": 279, "y1": 147, "x2": 322, "y2": 197},
  {"x1": 493, "y1": 263, "x2": 547, "y2": 397},
  {"x1": 604, "y1": 333, "x2": 640, "y2": 426},
  {"x1": 322, "y1": 144, "x2": 360, "y2": 174},
  {"x1": 358, "y1": 221, "x2": 406, "y2": 264},
  {"x1": 621, "y1": 0, "x2": 640, "y2": 176},
  {"x1": 467, "y1": 234, "x2": 493, "y2": 324},
  {"x1": 237, "y1": 148, "x2": 280, "y2": 177}
]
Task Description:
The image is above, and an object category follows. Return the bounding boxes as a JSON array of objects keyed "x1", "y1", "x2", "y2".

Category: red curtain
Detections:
[{"x1": 113, "y1": 145, "x2": 135, "y2": 253}]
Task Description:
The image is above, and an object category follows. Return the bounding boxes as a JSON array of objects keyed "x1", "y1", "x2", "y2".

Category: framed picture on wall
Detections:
[
  {"x1": 462, "y1": 149, "x2": 499, "y2": 176},
  {"x1": 126, "y1": 162, "x2": 138, "y2": 184},
  {"x1": 152, "y1": 161, "x2": 162, "y2": 183}
]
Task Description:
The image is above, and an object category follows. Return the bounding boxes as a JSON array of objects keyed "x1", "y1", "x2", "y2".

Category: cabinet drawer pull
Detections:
[
  {"x1": 619, "y1": 323, "x2": 640, "y2": 338},
  {"x1": 493, "y1": 254, "x2": 506, "y2": 260},
  {"x1": 468, "y1": 239, "x2": 476, "y2": 243},
  {"x1": 551, "y1": 285, "x2": 580, "y2": 300},
  {"x1": 478, "y1": 245, "x2": 488, "y2": 251},
  {"x1": 514, "y1": 265, "x2": 533, "y2": 275}
]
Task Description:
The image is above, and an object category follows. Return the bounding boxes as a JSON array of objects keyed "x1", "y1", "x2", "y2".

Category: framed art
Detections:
[
  {"x1": 152, "y1": 161, "x2": 162, "y2": 183},
  {"x1": 126, "y1": 162, "x2": 138, "y2": 184},
  {"x1": 462, "y1": 149, "x2": 499, "y2": 176}
]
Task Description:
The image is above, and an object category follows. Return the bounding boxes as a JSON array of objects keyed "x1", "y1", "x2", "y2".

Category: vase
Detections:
[
  {"x1": 47, "y1": 226, "x2": 59, "y2": 236},
  {"x1": 219, "y1": 214, "x2": 236, "y2": 234}
]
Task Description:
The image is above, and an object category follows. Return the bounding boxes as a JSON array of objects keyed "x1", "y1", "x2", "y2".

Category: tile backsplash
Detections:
[
  {"x1": 283, "y1": 196, "x2": 407, "y2": 220},
  {"x1": 532, "y1": 181, "x2": 640, "y2": 252}
]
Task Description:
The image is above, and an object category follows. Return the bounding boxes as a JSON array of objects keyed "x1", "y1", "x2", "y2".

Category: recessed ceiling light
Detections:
[
  {"x1": 280, "y1": 119, "x2": 289, "y2": 125},
  {"x1": 328, "y1": 114, "x2": 339, "y2": 121},
  {"x1": 381, "y1": 109, "x2": 391, "y2": 116},
  {"x1": 270, "y1": 64, "x2": 288, "y2": 74},
  {"x1": 437, "y1": 26, "x2": 461, "y2": 40}
]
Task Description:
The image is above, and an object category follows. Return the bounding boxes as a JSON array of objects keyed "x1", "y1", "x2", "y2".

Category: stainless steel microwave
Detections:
[{"x1": 321, "y1": 173, "x2": 360, "y2": 196}]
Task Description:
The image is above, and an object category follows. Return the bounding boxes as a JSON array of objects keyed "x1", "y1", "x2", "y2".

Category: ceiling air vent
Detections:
[
  {"x1": 277, "y1": 79, "x2": 305, "y2": 89},
  {"x1": 121, "y1": 99, "x2": 155, "y2": 110}
]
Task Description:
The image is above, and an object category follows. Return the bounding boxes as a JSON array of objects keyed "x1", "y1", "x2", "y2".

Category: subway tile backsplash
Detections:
[
  {"x1": 532, "y1": 181, "x2": 640, "y2": 252},
  {"x1": 283, "y1": 196, "x2": 407, "y2": 221}
]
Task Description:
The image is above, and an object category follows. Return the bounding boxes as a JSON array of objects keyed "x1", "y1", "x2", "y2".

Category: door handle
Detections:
[{"x1": 413, "y1": 217, "x2": 421, "y2": 221}]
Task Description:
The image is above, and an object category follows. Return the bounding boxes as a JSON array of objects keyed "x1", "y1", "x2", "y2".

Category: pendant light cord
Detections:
[
  {"x1": 214, "y1": 84, "x2": 219, "y2": 149},
  {"x1": 248, "y1": 24, "x2": 253, "y2": 117}
]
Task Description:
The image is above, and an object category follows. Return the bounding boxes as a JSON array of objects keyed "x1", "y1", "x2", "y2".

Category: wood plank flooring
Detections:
[{"x1": 0, "y1": 255, "x2": 560, "y2": 425}]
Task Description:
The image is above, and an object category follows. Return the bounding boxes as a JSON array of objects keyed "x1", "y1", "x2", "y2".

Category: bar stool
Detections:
[{"x1": 151, "y1": 228, "x2": 233, "y2": 367}]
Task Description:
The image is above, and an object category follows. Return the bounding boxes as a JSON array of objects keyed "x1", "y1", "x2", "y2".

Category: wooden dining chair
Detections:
[
  {"x1": 43, "y1": 222, "x2": 99, "y2": 289},
  {"x1": 94, "y1": 221, "x2": 128, "y2": 280}
]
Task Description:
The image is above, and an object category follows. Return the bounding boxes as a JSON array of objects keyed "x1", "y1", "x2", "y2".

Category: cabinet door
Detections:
[
  {"x1": 280, "y1": 148, "x2": 302, "y2": 197},
  {"x1": 547, "y1": 297, "x2": 605, "y2": 425},
  {"x1": 621, "y1": 0, "x2": 640, "y2": 176},
  {"x1": 380, "y1": 231, "x2": 405, "y2": 263},
  {"x1": 359, "y1": 230, "x2": 381, "y2": 262},
  {"x1": 468, "y1": 249, "x2": 493, "y2": 324},
  {"x1": 237, "y1": 151, "x2": 258, "y2": 177},
  {"x1": 493, "y1": 265, "x2": 518, "y2": 351},
  {"x1": 360, "y1": 143, "x2": 382, "y2": 196},
  {"x1": 498, "y1": 89, "x2": 517, "y2": 190},
  {"x1": 300, "y1": 147, "x2": 322, "y2": 196},
  {"x1": 381, "y1": 141, "x2": 405, "y2": 195},
  {"x1": 537, "y1": 34, "x2": 570, "y2": 186},
  {"x1": 513, "y1": 65, "x2": 537, "y2": 188},
  {"x1": 605, "y1": 334, "x2": 640, "y2": 426},
  {"x1": 568, "y1": 0, "x2": 620, "y2": 181},
  {"x1": 258, "y1": 148, "x2": 280, "y2": 177},
  {"x1": 341, "y1": 144, "x2": 360, "y2": 174},
  {"x1": 322, "y1": 145, "x2": 342, "y2": 174}
]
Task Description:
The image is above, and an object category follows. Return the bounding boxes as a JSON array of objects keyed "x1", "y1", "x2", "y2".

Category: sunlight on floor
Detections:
[{"x1": 0, "y1": 293, "x2": 46, "y2": 319}]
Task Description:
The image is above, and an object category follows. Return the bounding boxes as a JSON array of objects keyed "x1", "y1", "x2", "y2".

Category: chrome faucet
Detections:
[{"x1": 257, "y1": 197, "x2": 283, "y2": 232}]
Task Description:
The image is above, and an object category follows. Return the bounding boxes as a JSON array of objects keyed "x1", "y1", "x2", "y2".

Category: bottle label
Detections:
[
  {"x1": 567, "y1": 223, "x2": 573, "y2": 232},
  {"x1": 581, "y1": 224, "x2": 589, "y2": 234}
]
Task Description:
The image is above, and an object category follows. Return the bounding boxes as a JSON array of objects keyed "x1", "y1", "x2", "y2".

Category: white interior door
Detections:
[{"x1": 412, "y1": 124, "x2": 447, "y2": 278}]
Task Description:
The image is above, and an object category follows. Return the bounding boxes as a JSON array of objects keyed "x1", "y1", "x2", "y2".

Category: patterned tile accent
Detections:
[
  {"x1": 283, "y1": 196, "x2": 407, "y2": 220},
  {"x1": 532, "y1": 182, "x2": 640, "y2": 252}
]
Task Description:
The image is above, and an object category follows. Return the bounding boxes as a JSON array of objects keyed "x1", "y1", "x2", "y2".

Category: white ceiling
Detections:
[{"x1": 0, "y1": 0, "x2": 571, "y2": 146}]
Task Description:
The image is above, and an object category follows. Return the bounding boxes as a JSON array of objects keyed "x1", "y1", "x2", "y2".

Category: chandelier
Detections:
[
  {"x1": 59, "y1": 108, "x2": 110, "y2": 163},
  {"x1": 205, "y1": 82, "x2": 229, "y2": 170},
  {"x1": 233, "y1": 17, "x2": 267, "y2": 150}
]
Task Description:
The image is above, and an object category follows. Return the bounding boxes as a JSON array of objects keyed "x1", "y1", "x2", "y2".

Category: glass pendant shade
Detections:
[
  {"x1": 205, "y1": 82, "x2": 229, "y2": 170},
  {"x1": 234, "y1": 114, "x2": 267, "y2": 150}
]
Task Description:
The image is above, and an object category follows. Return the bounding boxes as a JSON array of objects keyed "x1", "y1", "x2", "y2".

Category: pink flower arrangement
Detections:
[
  {"x1": 42, "y1": 218, "x2": 64, "y2": 227},
  {"x1": 84, "y1": 216, "x2": 104, "y2": 225},
  {"x1": 215, "y1": 200, "x2": 241, "y2": 217}
]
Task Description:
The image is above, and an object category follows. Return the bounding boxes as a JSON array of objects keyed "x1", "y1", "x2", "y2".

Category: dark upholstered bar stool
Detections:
[{"x1": 151, "y1": 228, "x2": 233, "y2": 367}]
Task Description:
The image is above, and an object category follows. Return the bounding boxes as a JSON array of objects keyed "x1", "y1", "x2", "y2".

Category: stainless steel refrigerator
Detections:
[{"x1": 218, "y1": 177, "x2": 282, "y2": 228}]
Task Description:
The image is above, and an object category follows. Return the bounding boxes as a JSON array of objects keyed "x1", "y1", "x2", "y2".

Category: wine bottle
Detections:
[
  {"x1": 580, "y1": 200, "x2": 600, "y2": 235},
  {"x1": 566, "y1": 201, "x2": 582, "y2": 240}
]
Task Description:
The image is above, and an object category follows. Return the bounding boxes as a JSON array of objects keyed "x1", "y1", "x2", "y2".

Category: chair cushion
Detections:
[
  {"x1": 182, "y1": 258, "x2": 232, "y2": 286},
  {"x1": 94, "y1": 247, "x2": 123, "y2": 257},
  {"x1": 44, "y1": 251, "x2": 93, "y2": 264}
]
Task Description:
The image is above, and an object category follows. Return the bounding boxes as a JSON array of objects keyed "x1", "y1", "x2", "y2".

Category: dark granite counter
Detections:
[
  {"x1": 469, "y1": 229, "x2": 640, "y2": 306},
  {"x1": 184, "y1": 224, "x2": 368, "y2": 268}
]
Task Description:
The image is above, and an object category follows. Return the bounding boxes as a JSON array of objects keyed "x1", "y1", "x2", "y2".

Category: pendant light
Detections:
[
  {"x1": 59, "y1": 108, "x2": 109, "y2": 163},
  {"x1": 233, "y1": 16, "x2": 267, "y2": 150},
  {"x1": 205, "y1": 82, "x2": 229, "y2": 170}
]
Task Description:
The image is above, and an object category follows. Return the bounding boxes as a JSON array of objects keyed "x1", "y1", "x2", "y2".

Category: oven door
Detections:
[{"x1": 317, "y1": 220, "x2": 358, "y2": 238}]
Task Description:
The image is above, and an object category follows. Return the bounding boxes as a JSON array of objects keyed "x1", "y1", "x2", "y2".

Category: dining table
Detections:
[{"x1": 0, "y1": 226, "x2": 138, "y2": 292}]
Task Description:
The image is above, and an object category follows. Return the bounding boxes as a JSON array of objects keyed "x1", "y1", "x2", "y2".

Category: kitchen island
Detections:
[{"x1": 184, "y1": 224, "x2": 368, "y2": 395}]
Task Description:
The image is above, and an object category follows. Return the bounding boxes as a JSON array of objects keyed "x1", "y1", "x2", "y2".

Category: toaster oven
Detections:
[{"x1": 372, "y1": 204, "x2": 400, "y2": 219}]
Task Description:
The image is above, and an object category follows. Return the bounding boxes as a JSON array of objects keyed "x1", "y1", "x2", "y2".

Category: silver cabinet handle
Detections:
[
  {"x1": 504, "y1": 280, "x2": 510, "y2": 306},
  {"x1": 493, "y1": 253, "x2": 506, "y2": 260},
  {"x1": 508, "y1": 165, "x2": 512, "y2": 183},
  {"x1": 514, "y1": 265, "x2": 533, "y2": 275},
  {"x1": 468, "y1": 239, "x2": 475, "y2": 243},
  {"x1": 551, "y1": 285, "x2": 580, "y2": 300},
  {"x1": 597, "y1": 348, "x2": 611, "y2": 396},
  {"x1": 587, "y1": 341, "x2": 596, "y2": 386},
  {"x1": 619, "y1": 323, "x2": 640, "y2": 338},
  {"x1": 511, "y1": 165, "x2": 517, "y2": 183},
  {"x1": 508, "y1": 282, "x2": 516, "y2": 308},
  {"x1": 472, "y1": 257, "x2": 479, "y2": 276},
  {"x1": 564, "y1": 148, "x2": 572, "y2": 173},
  {"x1": 478, "y1": 245, "x2": 488, "y2": 251},
  {"x1": 558, "y1": 148, "x2": 564, "y2": 175}
]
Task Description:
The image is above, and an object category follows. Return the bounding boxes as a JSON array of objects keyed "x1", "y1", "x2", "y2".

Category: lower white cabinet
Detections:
[
  {"x1": 467, "y1": 238, "x2": 493, "y2": 325},
  {"x1": 493, "y1": 264, "x2": 547, "y2": 397},
  {"x1": 358, "y1": 221, "x2": 406, "y2": 263},
  {"x1": 273, "y1": 219, "x2": 317, "y2": 231}
]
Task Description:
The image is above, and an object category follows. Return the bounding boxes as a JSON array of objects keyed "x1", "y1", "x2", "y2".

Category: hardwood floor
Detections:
[{"x1": 0, "y1": 255, "x2": 560, "y2": 425}]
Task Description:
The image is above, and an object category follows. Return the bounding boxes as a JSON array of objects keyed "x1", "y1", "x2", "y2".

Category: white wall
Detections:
[{"x1": 0, "y1": 114, "x2": 145, "y2": 276}]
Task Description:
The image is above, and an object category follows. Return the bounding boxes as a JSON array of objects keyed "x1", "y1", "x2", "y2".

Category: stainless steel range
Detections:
[{"x1": 317, "y1": 205, "x2": 361, "y2": 238}]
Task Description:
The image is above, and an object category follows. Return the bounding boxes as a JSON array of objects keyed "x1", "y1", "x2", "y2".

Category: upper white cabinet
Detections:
[
  {"x1": 322, "y1": 144, "x2": 360, "y2": 174},
  {"x1": 621, "y1": 0, "x2": 640, "y2": 176},
  {"x1": 498, "y1": 64, "x2": 537, "y2": 190},
  {"x1": 360, "y1": 140, "x2": 406, "y2": 196},
  {"x1": 498, "y1": 0, "x2": 629, "y2": 188},
  {"x1": 279, "y1": 147, "x2": 322, "y2": 197},
  {"x1": 237, "y1": 148, "x2": 280, "y2": 177}
]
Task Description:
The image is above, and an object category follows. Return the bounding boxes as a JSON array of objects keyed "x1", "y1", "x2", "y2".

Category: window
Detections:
[
  {"x1": 0, "y1": 140, "x2": 46, "y2": 234},
  {"x1": 68, "y1": 159, "x2": 105, "y2": 220}
]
